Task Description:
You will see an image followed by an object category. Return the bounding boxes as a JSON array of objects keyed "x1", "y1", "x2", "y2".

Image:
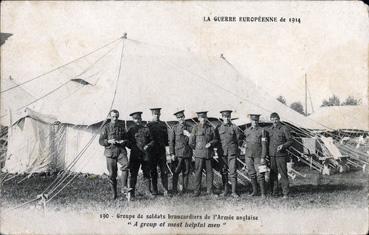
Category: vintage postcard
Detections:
[{"x1": 0, "y1": 1, "x2": 368, "y2": 234}]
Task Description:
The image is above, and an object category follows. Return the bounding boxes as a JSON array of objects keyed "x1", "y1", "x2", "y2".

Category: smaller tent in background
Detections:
[
  {"x1": 309, "y1": 105, "x2": 368, "y2": 133},
  {"x1": 4, "y1": 108, "x2": 107, "y2": 175}
]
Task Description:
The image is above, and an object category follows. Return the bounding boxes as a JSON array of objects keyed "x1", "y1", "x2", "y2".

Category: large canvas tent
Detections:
[{"x1": 0, "y1": 36, "x2": 361, "y2": 175}]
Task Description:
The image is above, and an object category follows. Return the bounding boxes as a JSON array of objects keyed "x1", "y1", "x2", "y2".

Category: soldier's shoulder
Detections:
[
  {"x1": 281, "y1": 124, "x2": 291, "y2": 131},
  {"x1": 116, "y1": 120, "x2": 126, "y2": 127}
]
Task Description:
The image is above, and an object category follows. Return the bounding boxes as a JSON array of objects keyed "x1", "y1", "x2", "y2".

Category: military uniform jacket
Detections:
[
  {"x1": 267, "y1": 123, "x2": 293, "y2": 157},
  {"x1": 99, "y1": 120, "x2": 127, "y2": 159},
  {"x1": 127, "y1": 124, "x2": 154, "y2": 160},
  {"x1": 147, "y1": 121, "x2": 168, "y2": 154},
  {"x1": 168, "y1": 122, "x2": 193, "y2": 158},
  {"x1": 216, "y1": 123, "x2": 242, "y2": 156},
  {"x1": 189, "y1": 122, "x2": 218, "y2": 159},
  {"x1": 244, "y1": 126, "x2": 267, "y2": 159}
]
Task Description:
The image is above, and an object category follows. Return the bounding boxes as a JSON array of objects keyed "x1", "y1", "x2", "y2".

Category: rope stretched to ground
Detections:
[
  {"x1": 45, "y1": 36, "x2": 127, "y2": 202},
  {"x1": 6, "y1": 36, "x2": 126, "y2": 211}
]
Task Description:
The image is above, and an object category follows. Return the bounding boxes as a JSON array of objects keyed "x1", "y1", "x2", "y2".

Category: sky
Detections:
[{"x1": 1, "y1": 1, "x2": 368, "y2": 114}]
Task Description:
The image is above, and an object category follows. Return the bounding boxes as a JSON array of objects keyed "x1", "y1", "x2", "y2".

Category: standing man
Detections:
[
  {"x1": 189, "y1": 111, "x2": 218, "y2": 197},
  {"x1": 169, "y1": 110, "x2": 193, "y2": 195},
  {"x1": 216, "y1": 110, "x2": 243, "y2": 198},
  {"x1": 126, "y1": 111, "x2": 155, "y2": 199},
  {"x1": 244, "y1": 114, "x2": 267, "y2": 198},
  {"x1": 267, "y1": 112, "x2": 293, "y2": 199},
  {"x1": 147, "y1": 108, "x2": 169, "y2": 196},
  {"x1": 99, "y1": 109, "x2": 130, "y2": 200}
]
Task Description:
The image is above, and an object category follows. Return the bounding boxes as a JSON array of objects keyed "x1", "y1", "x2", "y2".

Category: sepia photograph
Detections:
[{"x1": 0, "y1": 1, "x2": 368, "y2": 234}]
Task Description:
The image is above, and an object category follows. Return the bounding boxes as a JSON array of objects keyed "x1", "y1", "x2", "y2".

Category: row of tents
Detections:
[{"x1": 1, "y1": 35, "x2": 368, "y2": 177}]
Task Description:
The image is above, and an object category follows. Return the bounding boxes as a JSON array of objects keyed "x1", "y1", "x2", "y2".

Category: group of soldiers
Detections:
[{"x1": 99, "y1": 108, "x2": 293, "y2": 200}]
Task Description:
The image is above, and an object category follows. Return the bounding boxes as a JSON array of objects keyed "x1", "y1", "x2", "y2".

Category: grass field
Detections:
[
  {"x1": 1, "y1": 166, "x2": 368, "y2": 211},
  {"x1": 1, "y1": 166, "x2": 368, "y2": 234}
]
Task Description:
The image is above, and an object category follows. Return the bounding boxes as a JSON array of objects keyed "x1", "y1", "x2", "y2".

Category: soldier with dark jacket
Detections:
[
  {"x1": 216, "y1": 110, "x2": 243, "y2": 198},
  {"x1": 189, "y1": 111, "x2": 219, "y2": 197},
  {"x1": 126, "y1": 111, "x2": 155, "y2": 199},
  {"x1": 244, "y1": 114, "x2": 268, "y2": 198},
  {"x1": 168, "y1": 110, "x2": 193, "y2": 194},
  {"x1": 99, "y1": 109, "x2": 130, "y2": 200},
  {"x1": 147, "y1": 108, "x2": 169, "y2": 196},
  {"x1": 267, "y1": 112, "x2": 293, "y2": 198}
]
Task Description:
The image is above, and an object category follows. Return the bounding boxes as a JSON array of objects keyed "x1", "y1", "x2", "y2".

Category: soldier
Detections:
[
  {"x1": 244, "y1": 114, "x2": 267, "y2": 198},
  {"x1": 126, "y1": 111, "x2": 155, "y2": 199},
  {"x1": 189, "y1": 111, "x2": 219, "y2": 197},
  {"x1": 216, "y1": 110, "x2": 243, "y2": 198},
  {"x1": 147, "y1": 108, "x2": 169, "y2": 196},
  {"x1": 169, "y1": 110, "x2": 193, "y2": 195},
  {"x1": 98, "y1": 109, "x2": 131, "y2": 200},
  {"x1": 267, "y1": 112, "x2": 293, "y2": 199}
]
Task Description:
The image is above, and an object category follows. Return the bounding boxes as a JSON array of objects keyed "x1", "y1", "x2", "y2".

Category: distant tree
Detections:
[
  {"x1": 341, "y1": 96, "x2": 360, "y2": 106},
  {"x1": 277, "y1": 95, "x2": 287, "y2": 105},
  {"x1": 290, "y1": 102, "x2": 305, "y2": 115},
  {"x1": 321, "y1": 95, "x2": 340, "y2": 107}
]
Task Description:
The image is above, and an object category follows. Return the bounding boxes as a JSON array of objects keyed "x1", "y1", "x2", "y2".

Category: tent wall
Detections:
[{"x1": 4, "y1": 117, "x2": 107, "y2": 175}]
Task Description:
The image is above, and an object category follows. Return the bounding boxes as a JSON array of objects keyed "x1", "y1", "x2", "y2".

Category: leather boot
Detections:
[
  {"x1": 259, "y1": 179, "x2": 266, "y2": 198},
  {"x1": 221, "y1": 184, "x2": 229, "y2": 197},
  {"x1": 144, "y1": 179, "x2": 155, "y2": 199},
  {"x1": 151, "y1": 177, "x2": 159, "y2": 195},
  {"x1": 129, "y1": 177, "x2": 136, "y2": 198},
  {"x1": 109, "y1": 179, "x2": 117, "y2": 200},
  {"x1": 121, "y1": 171, "x2": 132, "y2": 195},
  {"x1": 249, "y1": 178, "x2": 258, "y2": 196},
  {"x1": 172, "y1": 173, "x2": 179, "y2": 194},
  {"x1": 162, "y1": 174, "x2": 169, "y2": 196},
  {"x1": 182, "y1": 174, "x2": 189, "y2": 194},
  {"x1": 231, "y1": 178, "x2": 239, "y2": 198}
]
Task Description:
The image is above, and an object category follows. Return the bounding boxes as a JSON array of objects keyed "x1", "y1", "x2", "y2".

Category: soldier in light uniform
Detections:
[
  {"x1": 244, "y1": 114, "x2": 267, "y2": 198},
  {"x1": 99, "y1": 110, "x2": 131, "y2": 200},
  {"x1": 267, "y1": 112, "x2": 293, "y2": 199},
  {"x1": 147, "y1": 108, "x2": 169, "y2": 196},
  {"x1": 126, "y1": 111, "x2": 155, "y2": 199},
  {"x1": 216, "y1": 110, "x2": 243, "y2": 198},
  {"x1": 189, "y1": 111, "x2": 219, "y2": 197},
  {"x1": 168, "y1": 110, "x2": 193, "y2": 194}
]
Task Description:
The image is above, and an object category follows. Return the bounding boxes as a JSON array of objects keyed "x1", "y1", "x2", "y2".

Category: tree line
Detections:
[{"x1": 276, "y1": 95, "x2": 361, "y2": 115}]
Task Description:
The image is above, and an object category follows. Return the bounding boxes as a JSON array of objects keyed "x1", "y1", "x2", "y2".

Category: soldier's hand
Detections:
[
  {"x1": 143, "y1": 145, "x2": 149, "y2": 151},
  {"x1": 205, "y1": 143, "x2": 211, "y2": 148},
  {"x1": 183, "y1": 130, "x2": 191, "y2": 137},
  {"x1": 170, "y1": 154, "x2": 176, "y2": 162},
  {"x1": 108, "y1": 139, "x2": 116, "y2": 144},
  {"x1": 260, "y1": 158, "x2": 266, "y2": 165},
  {"x1": 277, "y1": 145, "x2": 283, "y2": 152}
]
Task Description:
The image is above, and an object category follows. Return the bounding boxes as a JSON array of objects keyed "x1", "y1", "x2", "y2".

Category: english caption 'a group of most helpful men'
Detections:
[{"x1": 99, "y1": 108, "x2": 293, "y2": 200}]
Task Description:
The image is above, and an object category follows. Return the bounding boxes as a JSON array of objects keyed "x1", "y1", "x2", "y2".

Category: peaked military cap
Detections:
[
  {"x1": 220, "y1": 110, "x2": 232, "y2": 117},
  {"x1": 248, "y1": 114, "x2": 261, "y2": 121},
  {"x1": 129, "y1": 111, "x2": 143, "y2": 119},
  {"x1": 196, "y1": 111, "x2": 208, "y2": 118},
  {"x1": 173, "y1": 110, "x2": 185, "y2": 117},
  {"x1": 150, "y1": 108, "x2": 161, "y2": 115}
]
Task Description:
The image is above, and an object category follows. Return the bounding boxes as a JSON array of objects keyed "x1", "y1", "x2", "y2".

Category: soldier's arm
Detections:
[
  {"x1": 189, "y1": 126, "x2": 197, "y2": 149},
  {"x1": 163, "y1": 122, "x2": 169, "y2": 146},
  {"x1": 234, "y1": 125, "x2": 245, "y2": 146},
  {"x1": 168, "y1": 127, "x2": 175, "y2": 155},
  {"x1": 98, "y1": 126, "x2": 109, "y2": 147},
  {"x1": 261, "y1": 129, "x2": 268, "y2": 159},
  {"x1": 146, "y1": 128, "x2": 155, "y2": 148},
  {"x1": 125, "y1": 128, "x2": 133, "y2": 149},
  {"x1": 208, "y1": 126, "x2": 219, "y2": 147},
  {"x1": 282, "y1": 126, "x2": 293, "y2": 149}
]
